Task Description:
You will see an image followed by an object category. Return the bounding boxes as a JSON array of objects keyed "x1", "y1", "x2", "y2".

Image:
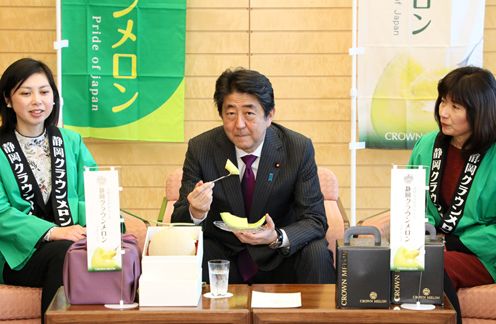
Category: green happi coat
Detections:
[
  {"x1": 409, "y1": 131, "x2": 496, "y2": 281},
  {"x1": 0, "y1": 128, "x2": 96, "y2": 283}
]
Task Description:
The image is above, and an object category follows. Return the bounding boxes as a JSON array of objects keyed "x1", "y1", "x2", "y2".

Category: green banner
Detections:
[{"x1": 61, "y1": 0, "x2": 185, "y2": 141}]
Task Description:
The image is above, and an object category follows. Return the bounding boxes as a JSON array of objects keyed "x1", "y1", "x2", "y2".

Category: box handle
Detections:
[
  {"x1": 425, "y1": 222, "x2": 437, "y2": 241},
  {"x1": 344, "y1": 226, "x2": 381, "y2": 246}
]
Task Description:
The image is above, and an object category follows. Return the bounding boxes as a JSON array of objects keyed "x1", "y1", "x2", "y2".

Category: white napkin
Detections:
[{"x1": 251, "y1": 291, "x2": 302, "y2": 308}]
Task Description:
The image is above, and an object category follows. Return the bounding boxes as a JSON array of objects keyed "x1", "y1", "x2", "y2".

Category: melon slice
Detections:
[
  {"x1": 225, "y1": 159, "x2": 240, "y2": 175},
  {"x1": 220, "y1": 212, "x2": 266, "y2": 230}
]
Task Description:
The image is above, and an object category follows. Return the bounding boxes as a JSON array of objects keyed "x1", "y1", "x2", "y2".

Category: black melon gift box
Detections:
[
  {"x1": 336, "y1": 226, "x2": 390, "y2": 308},
  {"x1": 391, "y1": 223, "x2": 444, "y2": 305}
]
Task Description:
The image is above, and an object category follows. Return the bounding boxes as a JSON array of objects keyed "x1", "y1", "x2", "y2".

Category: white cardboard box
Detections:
[{"x1": 139, "y1": 226, "x2": 203, "y2": 306}]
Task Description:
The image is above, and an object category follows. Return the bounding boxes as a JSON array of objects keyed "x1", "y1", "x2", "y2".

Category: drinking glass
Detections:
[{"x1": 208, "y1": 259, "x2": 230, "y2": 296}]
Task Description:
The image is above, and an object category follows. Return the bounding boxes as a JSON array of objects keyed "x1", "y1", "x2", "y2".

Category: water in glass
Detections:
[{"x1": 208, "y1": 259, "x2": 229, "y2": 296}]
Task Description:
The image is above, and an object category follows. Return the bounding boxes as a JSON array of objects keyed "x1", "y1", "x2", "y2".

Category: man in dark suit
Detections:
[{"x1": 171, "y1": 68, "x2": 335, "y2": 284}]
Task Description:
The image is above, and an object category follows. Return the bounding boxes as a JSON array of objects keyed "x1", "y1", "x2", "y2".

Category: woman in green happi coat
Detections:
[
  {"x1": 409, "y1": 66, "x2": 496, "y2": 324},
  {"x1": 0, "y1": 58, "x2": 96, "y2": 318}
]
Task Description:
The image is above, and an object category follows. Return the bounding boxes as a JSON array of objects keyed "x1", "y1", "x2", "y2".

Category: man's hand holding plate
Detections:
[{"x1": 234, "y1": 214, "x2": 278, "y2": 245}]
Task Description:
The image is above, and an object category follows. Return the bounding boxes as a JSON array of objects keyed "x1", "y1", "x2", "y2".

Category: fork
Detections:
[{"x1": 210, "y1": 173, "x2": 232, "y2": 183}]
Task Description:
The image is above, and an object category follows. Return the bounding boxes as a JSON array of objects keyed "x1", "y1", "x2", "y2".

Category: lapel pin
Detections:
[
  {"x1": 268, "y1": 173, "x2": 274, "y2": 182},
  {"x1": 274, "y1": 162, "x2": 280, "y2": 168}
]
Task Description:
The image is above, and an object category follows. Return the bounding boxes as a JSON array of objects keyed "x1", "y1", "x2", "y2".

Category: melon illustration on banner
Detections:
[{"x1": 370, "y1": 54, "x2": 447, "y2": 143}]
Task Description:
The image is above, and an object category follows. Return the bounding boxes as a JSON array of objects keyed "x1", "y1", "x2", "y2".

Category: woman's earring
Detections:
[{"x1": 6, "y1": 103, "x2": 11, "y2": 108}]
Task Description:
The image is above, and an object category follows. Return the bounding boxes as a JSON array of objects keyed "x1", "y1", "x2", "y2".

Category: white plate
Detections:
[
  {"x1": 213, "y1": 221, "x2": 264, "y2": 233},
  {"x1": 400, "y1": 303, "x2": 435, "y2": 311},
  {"x1": 104, "y1": 302, "x2": 139, "y2": 309}
]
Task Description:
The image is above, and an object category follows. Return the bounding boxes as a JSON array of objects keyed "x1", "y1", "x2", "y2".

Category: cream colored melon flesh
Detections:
[
  {"x1": 148, "y1": 228, "x2": 196, "y2": 256},
  {"x1": 225, "y1": 159, "x2": 240, "y2": 175},
  {"x1": 220, "y1": 212, "x2": 266, "y2": 230}
]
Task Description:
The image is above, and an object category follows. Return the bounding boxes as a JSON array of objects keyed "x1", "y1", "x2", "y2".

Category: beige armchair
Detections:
[
  {"x1": 0, "y1": 285, "x2": 41, "y2": 323},
  {"x1": 359, "y1": 210, "x2": 496, "y2": 324},
  {"x1": 162, "y1": 167, "x2": 347, "y2": 261},
  {"x1": 0, "y1": 213, "x2": 147, "y2": 323}
]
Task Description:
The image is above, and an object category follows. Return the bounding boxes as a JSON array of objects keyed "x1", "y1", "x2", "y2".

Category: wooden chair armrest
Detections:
[{"x1": 357, "y1": 209, "x2": 390, "y2": 239}]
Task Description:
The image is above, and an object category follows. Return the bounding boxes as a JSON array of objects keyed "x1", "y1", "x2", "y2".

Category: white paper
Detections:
[
  {"x1": 390, "y1": 166, "x2": 426, "y2": 271},
  {"x1": 251, "y1": 291, "x2": 302, "y2": 308},
  {"x1": 84, "y1": 168, "x2": 122, "y2": 271}
]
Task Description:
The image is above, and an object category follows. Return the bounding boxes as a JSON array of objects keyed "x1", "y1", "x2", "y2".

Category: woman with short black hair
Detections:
[{"x1": 411, "y1": 66, "x2": 496, "y2": 323}]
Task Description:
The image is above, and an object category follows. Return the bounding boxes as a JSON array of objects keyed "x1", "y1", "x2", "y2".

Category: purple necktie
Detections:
[
  {"x1": 241, "y1": 155, "x2": 257, "y2": 216},
  {"x1": 239, "y1": 154, "x2": 258, "y2": 282}
]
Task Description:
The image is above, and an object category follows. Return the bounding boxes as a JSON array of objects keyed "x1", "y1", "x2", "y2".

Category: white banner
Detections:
[
  {"x1": 390, "y1": 166, "x2": 426, "y2": 271},
  {"x1": 358, "y1": 0, "x2": 486, "y2": 149},
  {"x1": 84, "y1": 168, "x2": 122, "y2": 271}
]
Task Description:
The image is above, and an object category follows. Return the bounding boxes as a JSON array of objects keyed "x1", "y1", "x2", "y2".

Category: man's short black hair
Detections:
[{"x1": 213, "y1": 67, "x2": 274, "y2": 117}]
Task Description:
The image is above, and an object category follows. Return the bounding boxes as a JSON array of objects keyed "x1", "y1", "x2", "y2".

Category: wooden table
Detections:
[
  {"x1": 45, "y1": 284, "x2": 251, "y2": 324},
  {"x1": 251, "y1": 284, "x2": 456, "y2": 324},
  {"x1": 46, "y1": 284, "x2": 456, "y2": 324}
]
